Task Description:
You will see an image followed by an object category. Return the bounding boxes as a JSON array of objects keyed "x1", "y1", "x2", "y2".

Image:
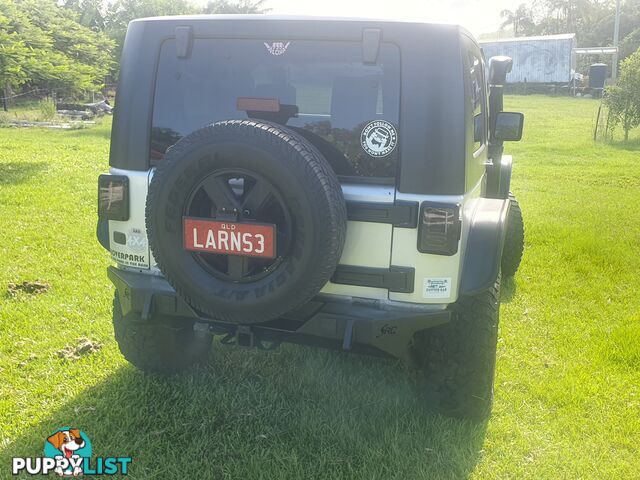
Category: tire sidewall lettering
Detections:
[{"x1": 147, "y1": 122, "x2": 345, "y2": 322}]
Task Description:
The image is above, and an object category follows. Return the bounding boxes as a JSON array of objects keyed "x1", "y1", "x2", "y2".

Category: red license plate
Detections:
[{"x1": 183, "y1": 218, "x2": 276, "y2": 259}]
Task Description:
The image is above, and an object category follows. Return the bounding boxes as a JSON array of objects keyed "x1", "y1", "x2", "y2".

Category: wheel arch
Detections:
[
  {"x1": 459, "y1": 197, "x2": 510, "y2": 296},
  {"x1": 486, "y1": 154, "x2": 513, "y2": 199}
]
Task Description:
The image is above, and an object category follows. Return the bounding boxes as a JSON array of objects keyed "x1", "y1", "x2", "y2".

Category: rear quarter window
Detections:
[
  {"x1": 468, "y1": 52, "x2": 486, "y2": 152},
  {"x1": 151, "y1": 39, "x2": 400, "y2": 180}
]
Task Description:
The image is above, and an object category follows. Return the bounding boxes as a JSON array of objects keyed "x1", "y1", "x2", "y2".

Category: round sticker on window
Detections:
[{"x1": 361, "y1": 120, "x2": 398, "y2": 157}]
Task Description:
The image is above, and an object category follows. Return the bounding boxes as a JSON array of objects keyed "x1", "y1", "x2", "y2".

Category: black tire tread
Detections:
[
  {"x1": 412, "y1": 276, "x2": 501, "y2": 421},
  {"x1": 112, "y1": 293, "x2": 212, "y2": 374},
  {"x1": 146, "y1": 120, "x2": 346, "y2": 323},
  {"x1": 501, "y1": 192, "x2": 524, "y2": 277}
]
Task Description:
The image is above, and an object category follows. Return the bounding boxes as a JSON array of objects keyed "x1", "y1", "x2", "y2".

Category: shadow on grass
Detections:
[
  {"x1": 64, "y1": 125, "x2": 111, "y2": 140},
  {"x1": 606, "y1": 138, "x2": 640, "y2": 151},
  {"x1": 0, "y1": 161, "x2": 47, "y2": 185},
  {"x1": 1, "y1": 346, "x2": 488, "y2": 478},
  {"x1": 501, "y1": 276, "x2": 518, "y2": 303}
]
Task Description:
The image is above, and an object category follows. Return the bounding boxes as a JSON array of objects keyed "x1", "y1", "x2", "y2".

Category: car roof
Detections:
[
  {"x1": 129, "y1": 15, "x2": 474, "y2": 44},
  {"x1": 131, "y1": 14, "x2": 459, "y2": 28}
]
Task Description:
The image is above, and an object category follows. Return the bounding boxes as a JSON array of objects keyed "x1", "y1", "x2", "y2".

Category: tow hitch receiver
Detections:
[
  {"x1": 217, "y1": 325, "x2": 280, "y2": 350},
  {"x1": 219, "y1": 325, "x2": 255, "y2": 348},
  {"x1": 235, "y1": 325, "x2": 254, "y2": 347},
  {"x1": 110, "y1": 267, "x2": 451, "y2": 361}
]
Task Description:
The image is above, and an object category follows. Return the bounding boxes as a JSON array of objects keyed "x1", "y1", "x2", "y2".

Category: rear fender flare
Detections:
[
  {"x1": 459, "y1": 198, "x2": 510, "y2": 296},
  {"x1": 486, "y1": 155, "x2": 512, "y2": 199},
  {"x1": 97, "y1": 218, "x2": 110, "y2": 251}
]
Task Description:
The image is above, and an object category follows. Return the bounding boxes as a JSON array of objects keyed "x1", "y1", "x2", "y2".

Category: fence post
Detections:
[{"x1": 2, "y1": 84, "x2": 8, "y2": 112}]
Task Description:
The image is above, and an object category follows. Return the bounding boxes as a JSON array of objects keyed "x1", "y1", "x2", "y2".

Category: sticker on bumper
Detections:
[
  {"x1": 423, "y1": 277, "x2": 452, "y2": 299},
  {"x1": 110, "y1": 228, "x2": 149, "y2": 269},
  {"x1": 110, "y1": 250, "x2": 149, "y2": 269}
]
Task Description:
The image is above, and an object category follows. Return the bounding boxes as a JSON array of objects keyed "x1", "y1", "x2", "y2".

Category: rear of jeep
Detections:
[{"x1": 97, "y1": 16, "x2": 524, "y2": 420}]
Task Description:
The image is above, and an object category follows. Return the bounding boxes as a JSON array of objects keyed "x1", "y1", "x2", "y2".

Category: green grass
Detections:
[
  {"x1": 0, "y1": 98, "x2": 106, "y2": 124},
  {"x1": 0, "y1": 99, "x2": 57, "y2": 124},
  {"x1": 1, "y1": 96, "x2": 639, "y2": 479}
]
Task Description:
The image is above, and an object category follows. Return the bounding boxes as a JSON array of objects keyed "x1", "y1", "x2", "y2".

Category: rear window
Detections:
[{"x1": 151, "y1": 39, "x2": 401, "y2": 180}]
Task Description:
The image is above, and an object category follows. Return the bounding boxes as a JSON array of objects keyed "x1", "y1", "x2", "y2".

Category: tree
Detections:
[
  {"x1": 16, "y1": 0, "x2": 114, "y2": 93},
  {"x1": 495, "y1": 0, "x2": 640, "y2": 72},
  {"x1": 0, "y1": 0, "x2": 31, "y2": 102},
  {"x1": 105, "y1": 0, "x2": 268, "y2": 55},
  {"x1": 500, "y1": 8, "x2": 518, "y2": 34},
  {"x1": 105, "y1": 0, "x2": 197, "y2": 63},
  {"x1": 605, "y1": 48, "x2": 640, "y2": 141},
  {"x1": 63, "y1": 0, "x2": 107, "y2": 31},
  {"x1": 0, "y1": 0, "x2": 114, "y2": 103},
  {"x1": 500, "y1": 4, "x2": 536, "y2": 36},
  {"x1": 103, "y1": 0, "x2": 268, "y2": 79},
  {"x1": 619, "y1": 27, "x2": 640, "y2": 60},
  {"x1": 202, "y1": 0, "x2": 269, "y2": 14}
]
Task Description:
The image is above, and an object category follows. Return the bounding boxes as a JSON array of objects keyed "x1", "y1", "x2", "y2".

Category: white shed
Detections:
[{"x1": 480, "y1": 34, "x2": 577, "y2": 83}]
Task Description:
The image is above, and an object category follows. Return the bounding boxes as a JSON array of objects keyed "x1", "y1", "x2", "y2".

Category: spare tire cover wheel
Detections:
[{"x1": 146, "y1": 120, "x2": 347, "y2": 324}]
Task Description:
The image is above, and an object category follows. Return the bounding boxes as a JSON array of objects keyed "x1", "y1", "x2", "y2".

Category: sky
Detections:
[{"x1": 266, "y1": 0, "x2": 521, "y2": 36}]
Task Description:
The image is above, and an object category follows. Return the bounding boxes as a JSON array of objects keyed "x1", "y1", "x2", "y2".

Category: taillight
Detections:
[
  {"x1": 98, "y1": 174, "x2": 129, "y2": 221},
  {"x1": 417, "y1": 203, "x2": 461, "y2": 256}
]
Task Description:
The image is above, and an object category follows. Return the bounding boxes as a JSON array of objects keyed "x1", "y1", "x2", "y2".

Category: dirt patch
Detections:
[
  {"x1": 18, "y1": 353, "x2": 37, "y2": 368},
  {"x1": 7, "y1": 281, "x2": 50, "y2": 297},
  {"x1": 57, "y1": 338, "x2": 103, "y2": 361}
]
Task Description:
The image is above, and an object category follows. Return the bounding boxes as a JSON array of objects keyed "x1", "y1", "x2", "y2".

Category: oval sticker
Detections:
[{"x1": 361, "y1": 120, "x2": 398, "y2": 157}]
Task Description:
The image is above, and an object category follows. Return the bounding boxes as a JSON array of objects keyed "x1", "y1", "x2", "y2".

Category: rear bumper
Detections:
[{"x1": 108, "y1": 266, "x2": 450, "y2": 360}]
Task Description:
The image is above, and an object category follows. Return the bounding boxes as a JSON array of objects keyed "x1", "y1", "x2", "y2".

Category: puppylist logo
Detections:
[{"x1": 11, "y1": 427, "x2": 132, "y2": 476}]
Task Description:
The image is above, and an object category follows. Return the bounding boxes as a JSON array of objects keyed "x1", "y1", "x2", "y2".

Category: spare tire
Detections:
[{"x1": 146, "y1": 120, "x2": 346, "y2": 324}]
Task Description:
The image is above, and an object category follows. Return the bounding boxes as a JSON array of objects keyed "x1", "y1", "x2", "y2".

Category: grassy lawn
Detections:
[{"x1": 1, "y1": 95, "x2": 639, "y2": 479}]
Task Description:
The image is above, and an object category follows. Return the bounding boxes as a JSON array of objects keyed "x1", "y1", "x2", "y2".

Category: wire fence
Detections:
[
  {"x1": 0, "y1": 88, "x2": 45, "y2": 101},
  {"x1": 1, "y1": 86, "x2": 117, "y2": 110},
  {"x1": 0, "y1": 83, "x2": 118, "y2": 102},
  {"x1": 1, "y1": 86, "x2": 116, "y2": 125}
]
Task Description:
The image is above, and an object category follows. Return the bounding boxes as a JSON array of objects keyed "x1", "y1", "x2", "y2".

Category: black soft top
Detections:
[{"x1": 111, "y1": 15, "x2": 475, "y2": 195}]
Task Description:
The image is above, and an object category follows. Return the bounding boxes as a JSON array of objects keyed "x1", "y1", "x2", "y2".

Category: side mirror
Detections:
[{"x1": 494, "y1": 112, "x2": 524, "y2": 141}]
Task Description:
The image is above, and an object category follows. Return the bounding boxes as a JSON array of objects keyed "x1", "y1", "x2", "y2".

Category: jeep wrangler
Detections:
[{"x1": 97, "y1": 15, "x2": 525, "y2": 420}]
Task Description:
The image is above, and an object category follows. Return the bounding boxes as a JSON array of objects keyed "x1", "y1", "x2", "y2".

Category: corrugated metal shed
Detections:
[{"x1": 480, "y1": 33, "x2": 576, "y2": 83}]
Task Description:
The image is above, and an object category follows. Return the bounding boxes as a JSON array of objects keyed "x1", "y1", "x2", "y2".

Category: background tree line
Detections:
[
  {"x1": 495, "y1": 0, "x2": 640, "y2": 142},
  {"x1": 1, "y1": 0, "x2": 639, "y2": 106},
  {"x1": 0, "y1": 0, "x2": 267, "y2": 106},
  {"x1": 498, "y1": 0, "x2": 640, "y2": 60}
]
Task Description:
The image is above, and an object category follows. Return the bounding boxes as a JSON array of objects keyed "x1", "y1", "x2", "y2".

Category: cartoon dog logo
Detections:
[{"x1": 46, "y1": 428, "x2": 87, "y2": 476}]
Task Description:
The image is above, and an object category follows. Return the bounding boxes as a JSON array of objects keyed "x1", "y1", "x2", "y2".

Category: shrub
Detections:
[
  {"x1": 38, "y1": 98, "x2": 57, "y2": 121},
  {"x1": 605, "y1": 48, "x2": 640, "y2": 141}
]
